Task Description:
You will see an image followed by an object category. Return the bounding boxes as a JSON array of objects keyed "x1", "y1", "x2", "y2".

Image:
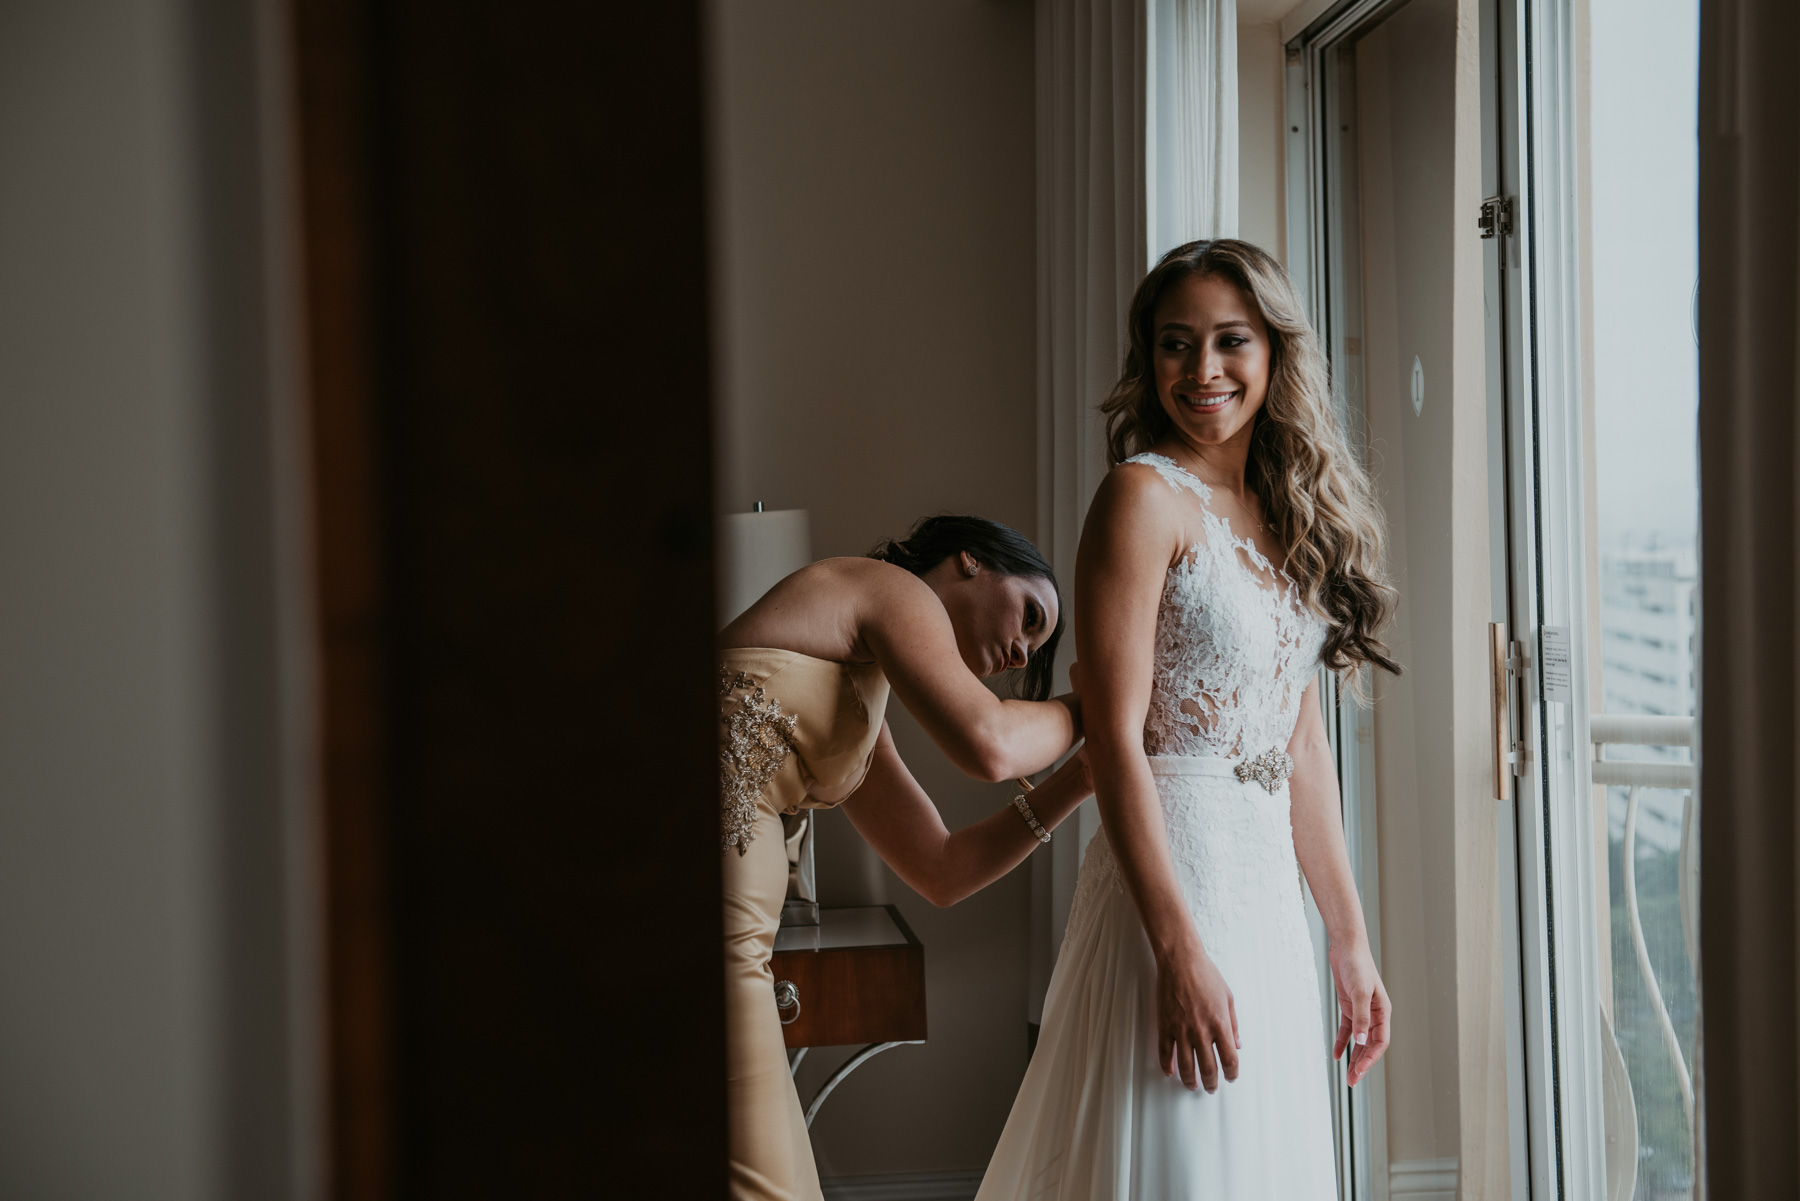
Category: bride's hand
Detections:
[
  {"x1": 1155, "y1": 938, "x2": 1239, "y2": 1093},
  {"x1": 1329, "y1": 941, "x2": 1390, "y2": 1086}
]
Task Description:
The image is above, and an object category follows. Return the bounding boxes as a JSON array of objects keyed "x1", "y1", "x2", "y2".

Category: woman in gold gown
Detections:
[{"x1": 718, "y1": 515, "x2": 1093, "y2": 1201}]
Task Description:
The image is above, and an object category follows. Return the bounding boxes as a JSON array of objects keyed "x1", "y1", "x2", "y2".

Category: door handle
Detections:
[{"x1": 1490, "y1": 622, "x2": 1512, "y2": 801}]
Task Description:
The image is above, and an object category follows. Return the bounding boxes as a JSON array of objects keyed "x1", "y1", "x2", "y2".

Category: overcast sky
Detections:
[{"x1": 1588, "y1": 0, "x2": 1701, "y2": 549}]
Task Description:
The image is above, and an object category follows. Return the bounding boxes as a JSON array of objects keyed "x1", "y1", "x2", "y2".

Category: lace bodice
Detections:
[{"x1": 1126, "y1": 453, "x2": 1327, "y2": 759}]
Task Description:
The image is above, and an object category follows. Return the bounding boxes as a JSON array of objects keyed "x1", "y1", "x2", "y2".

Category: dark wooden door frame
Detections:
[
  {"x1": 291, "y1": 0, "x2": 394, "y2": 1193},
  {"x1": 290, "y1": 3, "x2": 727, "y2": 1196}
]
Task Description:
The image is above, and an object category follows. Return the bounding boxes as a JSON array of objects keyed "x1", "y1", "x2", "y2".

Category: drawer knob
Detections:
[{"x1": 774, "y1": 979, "x2": 802, "y2": 1025}]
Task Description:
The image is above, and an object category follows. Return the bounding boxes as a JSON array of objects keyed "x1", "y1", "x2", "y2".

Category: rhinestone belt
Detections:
[{"x1": 1234, "y1": 747, "x2": 1295, "y2": 793}]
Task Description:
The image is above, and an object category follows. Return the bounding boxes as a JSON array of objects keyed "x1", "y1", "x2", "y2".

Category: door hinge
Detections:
[{"x1": 1478, "y1": 195, "x2": 1515, "y2": 240}]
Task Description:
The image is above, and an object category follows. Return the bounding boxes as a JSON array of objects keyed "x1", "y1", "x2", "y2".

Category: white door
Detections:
[
  {"x1": 1289, "y1": 1, "x2": 1508, "y2": 1195},
  {"x1": 1490, "y1": 0, "x2": 1703, "y2": 1198}
]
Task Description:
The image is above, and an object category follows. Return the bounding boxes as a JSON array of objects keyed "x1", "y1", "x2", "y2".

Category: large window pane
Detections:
[{"x1": 1588, "y1": 2, "x2": 1701, "y2": 1196}]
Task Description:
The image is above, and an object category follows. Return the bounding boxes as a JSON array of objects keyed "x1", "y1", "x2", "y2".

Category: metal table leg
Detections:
[
  {"x1": 803, "y1": 1040, "x2": 924, "y2": 1129},
  {"x1": 787, "y1": 1046, "x2": 808, "y2": 1077}
]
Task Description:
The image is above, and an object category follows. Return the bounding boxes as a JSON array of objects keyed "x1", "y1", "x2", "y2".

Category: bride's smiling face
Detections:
[{"x1": 1151, "y1": 272, "x2": 1272, "y2": 450}]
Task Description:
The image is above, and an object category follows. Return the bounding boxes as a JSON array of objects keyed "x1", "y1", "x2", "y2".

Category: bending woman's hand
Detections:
[
  {"x1": 1329, "y1": 942, "x2": 1390, "y2": 1086},
  {"x1": 1156, "y1": 936, "x2": 1240, "y2": 1093},
  {"x1": 842, "y1": 727, "x2": 1093, "y2": 908}
]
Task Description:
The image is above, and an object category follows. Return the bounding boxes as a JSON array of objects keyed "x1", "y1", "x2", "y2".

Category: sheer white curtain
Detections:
[
  {"x1": 1029, "y1": 0, "x2": 1238, "y2": 1023},
  {"x1": 1149, "y1": 0, "x2": 1238, "y2": 262},
  {"x1": 1034, "y1": 0, "x2": 1144, "y2": 616},
  {"x1": 1030, "y1": 0, "x2": 1144, "y2": 1024}
]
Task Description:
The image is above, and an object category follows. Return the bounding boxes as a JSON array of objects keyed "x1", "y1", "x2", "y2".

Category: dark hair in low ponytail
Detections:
[{"x1": 868, "y1": 515, "x2": 1064, "y2": 702}]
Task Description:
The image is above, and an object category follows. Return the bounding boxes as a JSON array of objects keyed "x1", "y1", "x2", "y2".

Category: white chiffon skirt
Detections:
[{"x1": 977, "y1": 755, "x2": 1339, "y2": 1201}]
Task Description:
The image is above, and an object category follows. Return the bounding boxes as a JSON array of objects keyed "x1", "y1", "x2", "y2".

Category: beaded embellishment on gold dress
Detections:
[{"x1": 718, "y1": 668, "x2": 799, "y2": 855}]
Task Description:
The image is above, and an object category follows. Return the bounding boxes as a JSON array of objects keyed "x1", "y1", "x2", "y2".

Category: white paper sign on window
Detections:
[{"x1": 1540, "y1": 625, "x2": 1572, "y2": 704}]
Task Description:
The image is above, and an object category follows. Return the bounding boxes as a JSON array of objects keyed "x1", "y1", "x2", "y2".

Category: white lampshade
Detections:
[{"x1": 719, "y1": 507, "x2": 811, "y2": 628}]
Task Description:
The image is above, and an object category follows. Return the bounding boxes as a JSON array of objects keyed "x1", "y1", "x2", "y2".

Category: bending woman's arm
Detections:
[
  {"x1": 1076, "y1": 466, "x2": 1240, "y2": 1094},
  {"x1": 841, "y1": 724, "x2": 1091, "y2": 908},
  {"x1": 860, "y1": 567, "x2": 1078, "y2": 781}
]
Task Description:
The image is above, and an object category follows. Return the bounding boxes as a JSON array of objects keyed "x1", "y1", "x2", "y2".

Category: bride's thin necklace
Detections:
[{"x1": 1166, "y1": 445, "x2": 1268, "y2": 535}]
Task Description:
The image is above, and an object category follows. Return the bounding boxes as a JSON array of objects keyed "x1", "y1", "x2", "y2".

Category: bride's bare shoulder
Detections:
[
  {"x1": 1082, "y1": 459, "x2": 1190, "y2": 559},
  {"x1": 1092, "y1": 458, "x2": 1188, "y2": 519}
]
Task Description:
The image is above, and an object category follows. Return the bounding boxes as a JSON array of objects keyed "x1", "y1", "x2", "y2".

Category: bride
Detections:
[{"x1": 979, "y1": 239, "x2": 1399, "y2": 1198}]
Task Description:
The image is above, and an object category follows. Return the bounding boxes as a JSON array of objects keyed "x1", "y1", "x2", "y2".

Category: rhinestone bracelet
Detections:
[{"x1": 1012, "y1": 794, "x2": 1051, "y2": 844}]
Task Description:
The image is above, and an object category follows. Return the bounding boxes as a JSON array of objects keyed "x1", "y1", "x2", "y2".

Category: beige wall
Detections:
[
  {"x1": 709, "y1": 0, "x2": 1040, "y2": 1177},
  {"x1": 1237, "y1": 19, "x2": 1288, "y2": 262},
  {"x1": 0, "y1": 0, "x2": 315, "y2": 1196}
]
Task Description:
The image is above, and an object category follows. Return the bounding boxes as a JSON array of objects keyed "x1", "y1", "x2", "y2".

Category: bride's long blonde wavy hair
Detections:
[{"x1": 1101, "y1": 238, "x2": 1401, "y2": 682}]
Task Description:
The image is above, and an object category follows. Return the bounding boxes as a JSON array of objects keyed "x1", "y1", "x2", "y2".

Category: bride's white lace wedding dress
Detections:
[{"x1": 977, "y1": 453, "x2": 1339, "y2": 1200}]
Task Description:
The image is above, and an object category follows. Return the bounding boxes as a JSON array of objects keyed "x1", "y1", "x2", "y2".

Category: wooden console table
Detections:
[{"x1": 771, "y1": 904, "x2": 927, "y2": 1127}]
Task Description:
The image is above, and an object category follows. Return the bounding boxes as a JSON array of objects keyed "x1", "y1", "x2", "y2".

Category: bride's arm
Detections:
[
  {"x1": 841, "y1": 723, "x2": 1092, "y2": 907},
  {"x1": 1076, "y1": 467, "x2": 1240, "y2": 1094},
  {"x1": 1287, "y1": 681, "x2": 1391, "y2": 1085}
]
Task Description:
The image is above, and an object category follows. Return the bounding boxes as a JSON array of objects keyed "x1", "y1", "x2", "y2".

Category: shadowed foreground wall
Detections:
[{"x1": 1696, "y1": 0, "x2": 1800, "y2": 1193}]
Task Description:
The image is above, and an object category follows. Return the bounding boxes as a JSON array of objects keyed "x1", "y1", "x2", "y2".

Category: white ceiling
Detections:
[{"x1": 1238, "y1": 0, "x2": 1304, "y2": 25}]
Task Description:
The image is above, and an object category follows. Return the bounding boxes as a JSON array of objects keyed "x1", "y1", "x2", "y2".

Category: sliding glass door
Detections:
[
  {"x1": 1499, "y1": 0, "x2": 1704, "y2": 1197},
  {"x1": 1290, "y1": 2, "x2": 1702, "y2": 1198}
]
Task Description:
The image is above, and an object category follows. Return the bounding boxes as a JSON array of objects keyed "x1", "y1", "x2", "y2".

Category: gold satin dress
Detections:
[{"x1": 718, "y1": 648, "x2": 890, "y2": 1201}]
